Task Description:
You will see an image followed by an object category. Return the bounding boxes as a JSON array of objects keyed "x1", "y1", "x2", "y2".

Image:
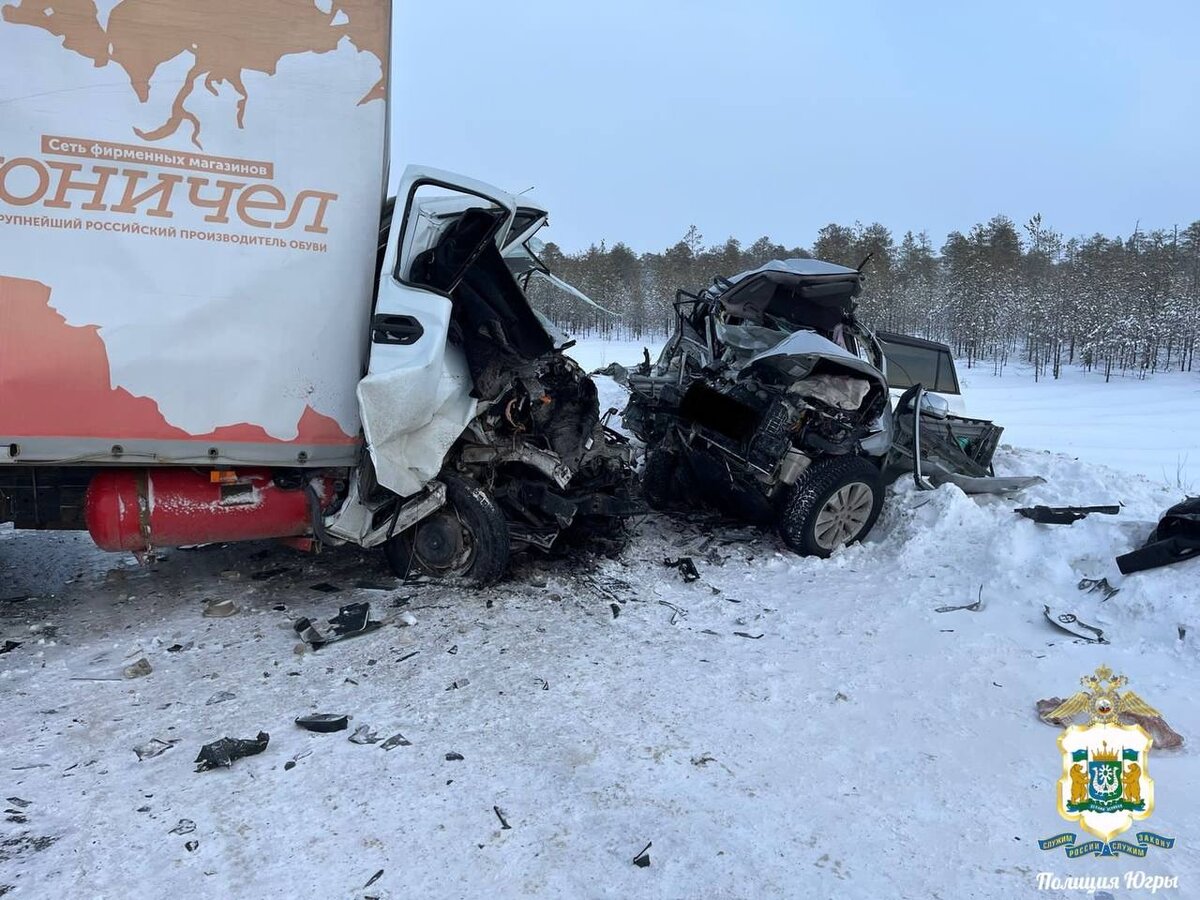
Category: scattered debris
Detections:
[
  {"x1": 310, "y1": 582, "x2": 342, "y2": 593},
  {"x1": 349, "y1": 725, "x2": 381, "y2": 745},
  {"x1": 632, "y1": 841, "x2": 652, "y2": 868},
  {"x1": 1016, "y1": 505, "x2": 1120, "y2": 525},
  {"x1": 534, "y1": 677, "x2": 550, "y2": 691},
  {"x1": 202, "y1": 598, "x2": 238, "y2": 618},
  {"x1": 733, "y1": 632, "x2": 764, "y2": 640},
  {"x1": 446, "y1": 678, "x2": 469, "y2": 690},
  {"x1": 936, "y1": 586, "x2": 984, "y2": 613},
  {"x1": 0, "y1": 640, "x2": 22, "y2": 654},
  {"x1": 380, "y1": 733, "x2": 411, "y2": 750},
  {"x1": 1078, "y1": 577, "x2": 1120, "y2": 600},
  {"x1": 445, "y1": 752, "x2": 464, "y2": 761},
  {"x1": 355, "y1": 581, "x2": 396, "y2": 591},
  {"x1": 663, "y1": 557, "x2": 700, "y2": 583},
  {"x1": 397, "y1": 651, "x2": 420, "y2": 663},
  {"x1": 194, "y1": 732, "x2": 269, "y2": 772},
  {"x1": 205, "y1": 691, "x2": 236, "y2": 706},
  {"x1": 293, "y1": 602, "x2": 383, "y2": 649},
  {"x1": 168, "y1": 819, "x2": 196, "y2": 835},
  {"x1": 398, "y1": 611, "x2": 417, "y2": 627},
  {"x1": 364, "y1": 870, "x2": 384, "y2": 889},
  {"x1": 657, "y1": 600, "x2": 686, "y2": 625},
  {"x1": 493, "y1": 806, "x2": 511, "y2": 830},
  {"x1": 691, "y1": 754, "x2": 716, "y2": 767},
  {"x1": 5, "y1": 798, "x2": 30, "y2": 809},
  {"x1": 1042, "y1": 606, "x2": 1107, "y2": 644},
  {"x1": 834, "y1": 692, "x2": 849, "y2": 702},
  {"x1": 165, "y1": 643, "x2": 189, "y2": 653},
  {"x1": 185, "y1": 840, "x2": 199, "y2": 853},
  {"x1": 123, "y1": 657, "x2": 153, "y2": 678},
  {"x1": 133, "y1": 738, "x2": 179, "y2": 761},
  {"x1": 295, "y1": 714, "x2": 349, "y2": 733},
  {"x1": 610, "y1": 602, "x2": 621, "y2": 619},
  {"x1": 1121, "y1": 712, "x2": 1185, "y2": 751},
  {"x1": 1117, "y1": 497, "x2": 1200, "y2": 575},
  {"x1": 250, "y1": 567, "x2": 292, "y2": 581}
]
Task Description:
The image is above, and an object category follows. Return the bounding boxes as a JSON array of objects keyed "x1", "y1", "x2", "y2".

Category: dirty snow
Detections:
[{"x1": 1, "y1": 339, "x2": 1198, "y2": 899}]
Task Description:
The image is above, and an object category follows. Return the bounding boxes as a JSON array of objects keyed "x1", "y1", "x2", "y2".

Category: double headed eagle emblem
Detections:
[{"x1": 1044, "y1": 665, "x2": 1161, "y2": 726}]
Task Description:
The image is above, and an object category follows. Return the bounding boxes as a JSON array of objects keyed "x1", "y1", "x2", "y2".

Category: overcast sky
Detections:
[{"x1": 392, "y1": 0, "x2": 1200, "y2": 253}]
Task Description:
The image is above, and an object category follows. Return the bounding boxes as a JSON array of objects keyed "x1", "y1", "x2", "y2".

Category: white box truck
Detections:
[{"x1": 0, "y1": 0, "x2": 639, "y2": 583}]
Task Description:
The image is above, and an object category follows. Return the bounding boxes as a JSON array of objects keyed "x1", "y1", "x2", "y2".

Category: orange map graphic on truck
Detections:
[
  {"x1": 1, "y1": 0, "x2": 387, "y2": 148},
  {"x1": 0, "y1": 276, "x2": 356, "y2": 445}
]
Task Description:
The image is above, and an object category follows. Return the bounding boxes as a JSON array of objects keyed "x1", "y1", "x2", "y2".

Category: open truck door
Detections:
[{"x1": 357, "y1": 167, "x2": 522, "y2": 497}]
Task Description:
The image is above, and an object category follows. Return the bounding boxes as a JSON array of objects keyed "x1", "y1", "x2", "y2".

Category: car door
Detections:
[
  {"x1": 875, "y1": 331, "x2": 966, "y2": 414},
  {"x1": 357, "y1": 166, "x2": 519, "y2": 497}
]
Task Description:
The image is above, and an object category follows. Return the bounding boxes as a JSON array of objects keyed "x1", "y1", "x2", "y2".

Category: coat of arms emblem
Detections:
[{"x1": 1039, "y1": 666, "x2": 1175, "y2": 857}]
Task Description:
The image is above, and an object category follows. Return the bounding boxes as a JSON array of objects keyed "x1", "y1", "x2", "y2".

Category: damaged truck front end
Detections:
[{"x1": 353, "y1": 170, "x2": 642, "y2": 583}]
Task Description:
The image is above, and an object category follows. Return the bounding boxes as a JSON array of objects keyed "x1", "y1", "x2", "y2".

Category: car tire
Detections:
[
  {"x1": 384, "y1": 475, "x2": 510, "y2": 585},
  {"x1": 642, "y1": 448, "x2": 679, "y2": 510},
  {"x1": 777, "y1": 456, "x2": 884, "y2": 558}
]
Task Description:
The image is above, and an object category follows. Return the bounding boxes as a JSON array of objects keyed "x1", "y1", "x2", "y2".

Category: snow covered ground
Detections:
[{"x1": 1, "y1": 338, "x2": 1197, "y2": 899}]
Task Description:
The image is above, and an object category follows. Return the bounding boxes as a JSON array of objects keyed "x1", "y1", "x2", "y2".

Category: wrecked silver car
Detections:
[{"x1": 623, "y1": 259, "x2": 1037, "y2": 556}]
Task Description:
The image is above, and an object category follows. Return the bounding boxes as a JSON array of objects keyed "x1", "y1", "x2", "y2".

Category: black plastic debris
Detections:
[
  {"x1": 1042, "y1": 605, "x2": 1107, "y2": 644},
  {"x1": 493, "y1": 806, "x2": 511, "y2": 830},
  {"x1": 610, "y1": 603, "x2": 621, "y2": 619},
  {"x1": 1078, "y1": 577, "x2": 1120, "y2": 600},
  {"x1": 364, "y1": 870, "x2": 384, "y2": 889},
  {"x1": 1016, "y1": 505, "x2": 1120, "y2": 525},
  {"x1": 663, "y1": 557, "x2": 700, "y2": 582},
  {"x1": 293, "y1": 602, "x2": 383, "y2": 650},
  {"x1": 349, "y1": 725, "x2": 381, "y2": 745},
  {"x1": 936, "y1": 586, "x2": 985, "y2": 613},
  {"x1": 133, "y1": 738, "x2": 179, "y2": 761},
  {"x1": 0, "y1": 640, "x2": 22, "y2": 654},
  {"x1": 168, "y1": 819, "x2": 196, "y2": 835},
  {"x1": 185, "y1": 840, "x2": 199, "y2": 852},
  {"x1": 295, "y1": 714, "x2": 349, "y2": 733},
  {"x1": 310, "y1": 582, "x2": 342, "y2": 593},
  {"x1": 733, "y1": 632, "x2": 764, "y2": 640},
  {"x1": 633, "y1": 841, "x2": 652, "y2": 868},
  {"x1": 445, "y1": 752, "x2": 464, "y2": 761},
  {"x1": 194, "y1": 732, "x2": 269, "y2": 772},
  {"x1": 6, "y1": 798, "x2": 30, "y2": 809},
  {"x1": 1117, "y1": 497, "x2": 1200, "y2": 575},
  {"x1": 380, "y1": 733, "x2": 411, "y2": 750},
  {"x1": 205, "y1": 691, "x2": 236, "y2": 706}
]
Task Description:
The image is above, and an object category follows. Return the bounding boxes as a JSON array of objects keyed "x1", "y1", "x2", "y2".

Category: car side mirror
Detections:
[{"x1": 919, "y1": 392, "x2": 951, "y2": 419}]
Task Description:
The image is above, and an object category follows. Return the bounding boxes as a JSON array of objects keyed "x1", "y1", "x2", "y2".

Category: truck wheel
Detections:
[
  {"x1": 642, "y1": 448, "x2": 679, "y2": 510},
  {"x1": 777, "y1": 457, "x2": 884, "y2": 558},
  {"x1": 385, "y1": 476, "x2": 510, "y2": 585}
]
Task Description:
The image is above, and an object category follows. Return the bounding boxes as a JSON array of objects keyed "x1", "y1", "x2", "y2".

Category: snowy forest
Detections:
[{"x1": 530, "y1": 216, "x2": 1200, "y2": 380}]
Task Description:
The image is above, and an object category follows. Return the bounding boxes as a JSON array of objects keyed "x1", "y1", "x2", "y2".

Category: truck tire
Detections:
[
  {"x1": 385, "y1": 476, "x2": 510, "y2": 585},
  {"x1": 642, "y1": 448, "x2": 679, "y2": 510},
  {"x1": 777, "y1": 456, "x2": 884, "y2": 558}
]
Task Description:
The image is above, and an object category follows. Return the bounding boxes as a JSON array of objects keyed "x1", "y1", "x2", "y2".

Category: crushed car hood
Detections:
[{"x1": 741, "y1": 330, "x2": 888, "y2": 392}]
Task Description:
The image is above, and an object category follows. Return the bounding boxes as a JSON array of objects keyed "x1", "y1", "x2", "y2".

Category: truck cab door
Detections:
[{"x1": 357, "y1": 166, "x2": 519, "y2": 497}]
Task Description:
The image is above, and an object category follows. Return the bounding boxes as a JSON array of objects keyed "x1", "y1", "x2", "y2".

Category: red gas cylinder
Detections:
[{"x1": 85, "y1": 468, "x2": 332, "y2": 552}]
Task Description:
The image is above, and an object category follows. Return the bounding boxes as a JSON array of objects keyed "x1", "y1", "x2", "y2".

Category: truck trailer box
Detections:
[{"x1": 0, "y1": 0, "x2": 392, "y2": 469}]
